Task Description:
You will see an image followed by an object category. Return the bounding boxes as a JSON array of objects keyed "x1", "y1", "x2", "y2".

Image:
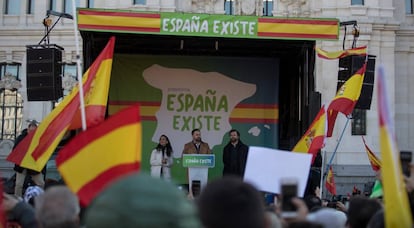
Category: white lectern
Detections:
[{"x1": 182, "y1": 154, "x2": 215, "y2": 195}]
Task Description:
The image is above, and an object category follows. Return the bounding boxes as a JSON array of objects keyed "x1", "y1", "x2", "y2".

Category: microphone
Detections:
[
  {"x1": 46, "y1": 10, "x2": 73, "y2": 20},
  {"x1": 339, "y1": 20, "x2": 357, "y2": 26}
]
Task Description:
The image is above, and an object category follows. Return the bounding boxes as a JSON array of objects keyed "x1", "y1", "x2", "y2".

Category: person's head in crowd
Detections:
[
  {"x1": 347, "y1": 196, "x2": 382, "y2": 228},
  {"x1": 306, "y1": 207, "x2": 347, "y2": 228},
  {"x1": 35, "y1": 186, "x2": 80, "y2": 228},
  {"x1": 196, "y1": 177, "x2": 267, "y2": 228},
  {"x1": 287, "y1": 221, "x2": 323, "y2": 228},
  {"x1": 24, "y1": 185, "x2": 44, "y2": 206},
  {"x1": 85, "y1": 173, "x2": 200, "y2": 228},
  {"x1": 303, "y1": 194, "x2": 322, "y2": 212},
  {"x1": 366, "y1": 209, "x2": 384, "y2": 228},
  {"x1": 352, "y1": 186, "x2": 361, "y2": 196},
  {"x1": 28, "y1": 120, "x2": 38, "y2": 133}
]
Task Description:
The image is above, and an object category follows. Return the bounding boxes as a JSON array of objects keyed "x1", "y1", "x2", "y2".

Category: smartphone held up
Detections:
[{"x1": 280, "y1": 178, "x2": 298, "y2": 218}]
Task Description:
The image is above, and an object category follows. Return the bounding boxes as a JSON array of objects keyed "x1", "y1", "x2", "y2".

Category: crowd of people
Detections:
[
  {"x1": 4, "y1": 170, "x2": 412, "y2": 228},
  {"x1": 4, "y1": 125, "x2": 414, "y2": 227}
]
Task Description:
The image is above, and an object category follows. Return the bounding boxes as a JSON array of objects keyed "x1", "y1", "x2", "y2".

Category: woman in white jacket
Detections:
[{"x1": 150, "y1": 134, "x2": 173, "y2": 181}]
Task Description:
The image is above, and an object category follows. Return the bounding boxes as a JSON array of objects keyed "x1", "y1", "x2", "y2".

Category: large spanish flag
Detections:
[
  {"x1": 56, "y1": 105, "x2": 141, "y2": 206},
  {"x1": 326, "y1": 63, "x2": 366, "y2": 137},
  {"x1": 362, "y1": 136, "x2": 381, "y2": 172},
  {"x1": 7, "y1": 37, "x2": 115, "y2": 171},
  {"x1": 315, "y1": 46, "x2": 367, "y2": 60},
  {"x1": 377, "y1": 67, "x2": 412, "y2": 227},
  {"x1": 292, "y1": 105, "x2": 326, "y2": 163}
]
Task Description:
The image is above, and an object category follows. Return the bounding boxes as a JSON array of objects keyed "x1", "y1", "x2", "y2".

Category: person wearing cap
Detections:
[
  {"x1": 85, "y1": 173, "x2": 201, "y2": 228},
  {"x1": 24, "y1": 185, "x2": 44, "y2": 206},
  {"x1": 13, "y1": 120, "x2": 45, "y2": 197}
]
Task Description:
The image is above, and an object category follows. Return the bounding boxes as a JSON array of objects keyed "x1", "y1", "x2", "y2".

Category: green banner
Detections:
[
  {"x1": 182, "y1": 154, "x2": 216, "y2": 168},
  {"x1": 160, "y1": 13, "x2": 257, "y2": 38},
  {"x1": 110, "y1": 54, "x2": 279, "y2": 184}
]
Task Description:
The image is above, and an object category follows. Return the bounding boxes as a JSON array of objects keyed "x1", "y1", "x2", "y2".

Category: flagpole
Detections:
[
  {"x1": 320, "y1": 150, "x2": 326, "y2": 197},
  {"x1": 71, "y1": 0, "x2": 87, "y2": 131},
  {"x1": 323, "y1": 117, "x2": 351, "y2": 182}
]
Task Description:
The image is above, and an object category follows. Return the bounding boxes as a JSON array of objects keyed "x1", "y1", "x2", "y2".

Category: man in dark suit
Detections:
[
  {"x1": 182, "y1": 129, "x2": 211, "y2": 155},
  {"x1": 222, "y1": 129, "x2": 249, "y2": 178}
]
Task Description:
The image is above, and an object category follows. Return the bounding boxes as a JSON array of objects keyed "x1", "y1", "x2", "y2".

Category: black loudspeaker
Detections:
[
  {"x1": 26, "y1": 45, "x2": 63, "y2": 101},
  {"x1": 337, "y1": 55, "x2": 376, "y2": 110}
]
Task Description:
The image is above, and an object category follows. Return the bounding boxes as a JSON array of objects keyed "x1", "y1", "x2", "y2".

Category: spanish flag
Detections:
[
  {"x1": 315, "y1": 46, "x2": 367, "y2": 60},
  {"x1": 362, "y1": 136, "x2": 381, "y2": 172},
  {"x1": 56, "y1": 105, "x2": 141, "y2": 206},
  {"x1": 377, "y1": 67, "x2": 412, "y2": 227},
  {"x1": 7, "y1": 37, "x2": 115, "y2": 171},
  {"x1": 292, "y1": 105, "x2": 327, "y2": 163},
  {"x1": 325, "y1": 165, "x2": 336, "y2": 195},
  {"x1": 326, "y1": 63, "x2": 366, "y2": 137},
  {"x1": 68, "y1": 44, "x2": 113, "y2": 130}
]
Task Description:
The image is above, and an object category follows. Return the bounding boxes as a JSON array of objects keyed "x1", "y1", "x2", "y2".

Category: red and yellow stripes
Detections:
[
  {"x1": 78, "y1": 9, "x2": 160, "y2": 33},
  {"x1": 377, "y1": 67, "x2": 412, "y2": 227},
  {"x1": 362, "y1": 136, "x2": 381, "y2": 172},
  {"x1": 327, "y1": 63, "x2": 366, "y2": 116},
  {"x1": 229, "y1": 104, "x2": 278, "y2": 124},
  {"x1": 258, "y1": 18, "x2": 338, "y2": 40},
  {"x1": 316, "y1": 46, "x2": 367, "y2": 60},
  {"x1": 292, "y1": 105, "x2": 326, "y2": 163},
  {"x1": 77, "y1": 8, "x2": 338, "y2": 40},
  {"x1": 325, "y1": 166, "x2": 337, "y2": 195},
  {"x1": 108, "y1": 101, "x2": 278, "y2": 124},
  {"x1": 326, "y1": 63, "x2": 366, "y2": 137},
  {"x1": 57, "y1": 105, "x2": 141, "y2": 207}
]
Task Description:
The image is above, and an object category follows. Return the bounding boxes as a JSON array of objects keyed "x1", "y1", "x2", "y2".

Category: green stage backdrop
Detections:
[{"x1": 108, "y1": 54, "x2": 279, "y2": 184}]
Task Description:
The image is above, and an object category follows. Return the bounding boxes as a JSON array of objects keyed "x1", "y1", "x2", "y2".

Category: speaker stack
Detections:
[
  {"x1": 26, "y1": 45, "x2": 63, "y2": 101},
  {"x1": 337, "y1": 55, "x2": 376, "y2": 110}
]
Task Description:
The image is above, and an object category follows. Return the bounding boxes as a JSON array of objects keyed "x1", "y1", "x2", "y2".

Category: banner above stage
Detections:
[{"x1": 77, "y1": 8, "x2": 339, "y2": 41}]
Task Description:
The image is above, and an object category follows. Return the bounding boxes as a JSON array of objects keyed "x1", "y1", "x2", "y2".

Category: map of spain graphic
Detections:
[{"x1": 143, "y1": 64, "x2": 257, "y2": 158}]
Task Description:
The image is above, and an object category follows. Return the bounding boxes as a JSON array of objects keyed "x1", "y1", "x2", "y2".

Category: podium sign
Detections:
[
  {"x1": 182, "y1": 154, "x2": 215, "y2": 168},
  {"x1": 183, "y1": 154, "x2": 215, "y2": 195}
]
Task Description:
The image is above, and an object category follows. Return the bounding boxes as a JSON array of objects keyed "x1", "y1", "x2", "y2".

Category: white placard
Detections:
[{"x1": 243, "y1": 146, "x2": 312, "y2": 197}]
